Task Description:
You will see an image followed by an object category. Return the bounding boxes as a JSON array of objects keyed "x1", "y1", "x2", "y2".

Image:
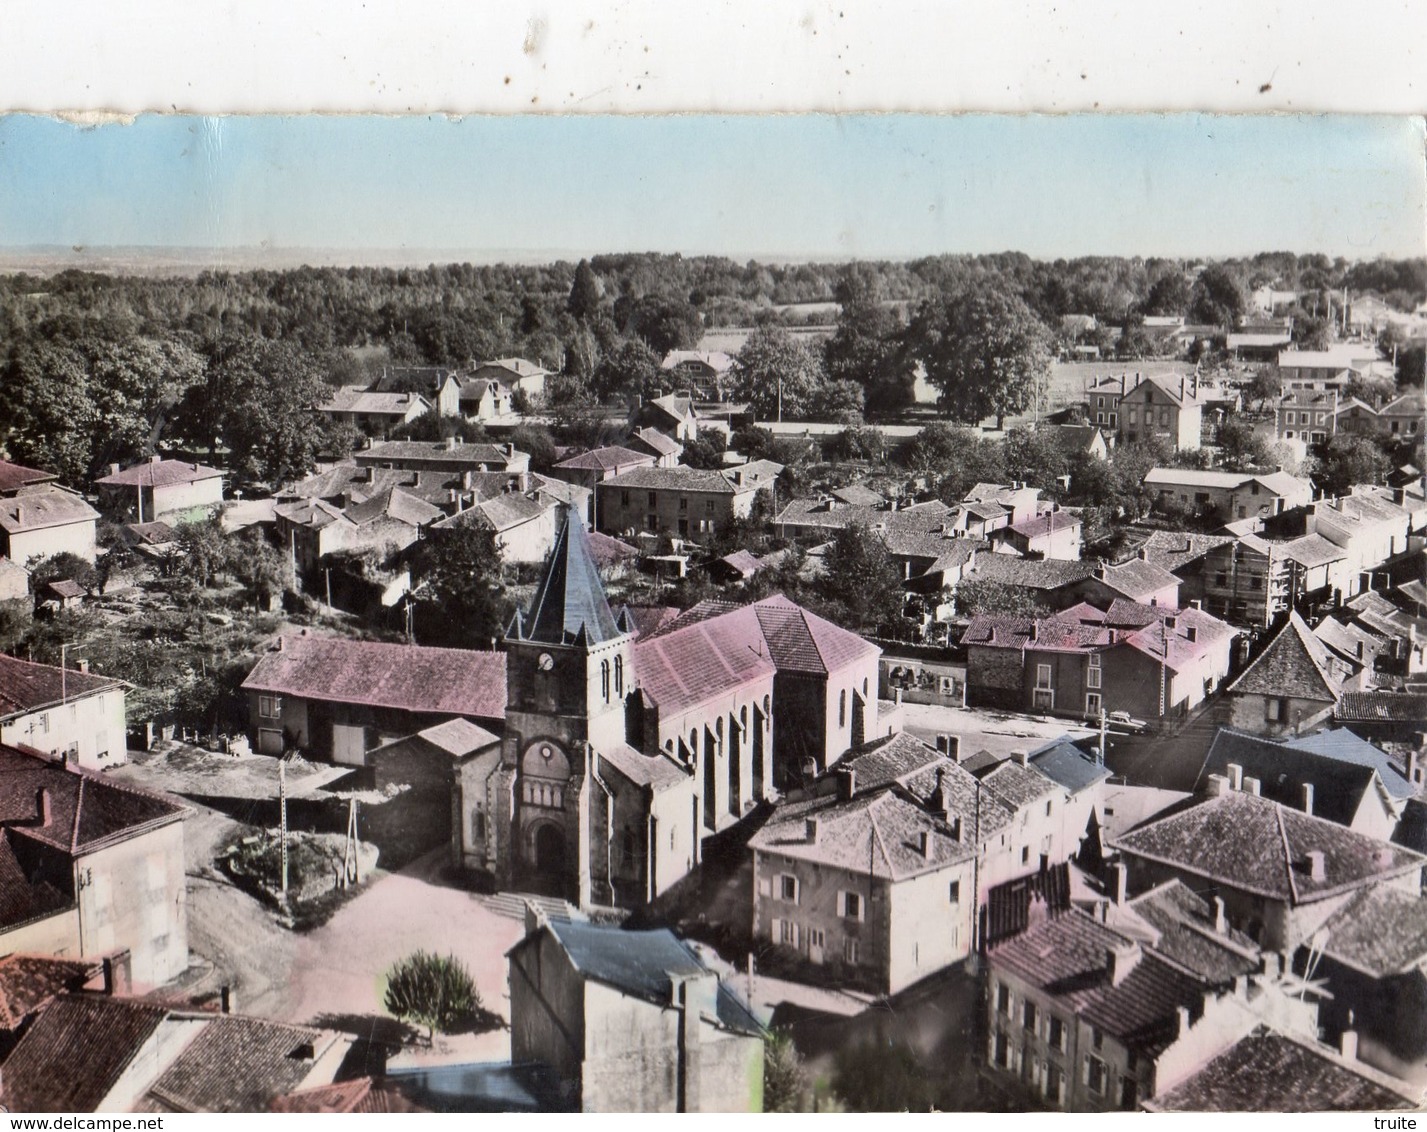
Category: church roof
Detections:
[{"x1": 513, "y1": 513, "x2": 622, "y2": 646}]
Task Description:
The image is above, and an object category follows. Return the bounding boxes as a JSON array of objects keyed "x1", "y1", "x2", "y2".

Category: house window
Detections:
[
  {"x1": 1159, "y1": 408, "x2": 1170, "y2": 427},
  {"x1": 1023, "y1": 1000, "x2": 1037, "y2": 1031},
  {"x1": 1285, "y1": 411, "x2": 1296, "y2": 425},
  {"x1": 648, "y1": 491, "x2": 657, "y2": 506},
  {"x1": 1035, "y1": 664, "x2": 1052, "y2": 689},
  {"x1": 614, "y1": 656, "x2": 624, "y2": 695},
  {"x1": 258, "y1": 695, "x2": 282, "y2": 719},
  {"x1": 839, "y1": 891, "x2": 864, "y2": 921},
  {"x1": 1046, "y1": 1063, "x2": 1064, "y2": 1105},
  {"x1": 996, "y1": 984, "x2": 1011, "y2": 1015},
  {"x1": 949, "y1": 880, "x2": 961, "y2": 904},
  {"x1": 1021, "y1": 846, "x2": 1031, "y2": 865},
  {"x1": 1092, "y1": 1027, "x2": 1104, "y2": 1051},
  {"x1": 1086, "y1": 659, "x2": 1101, "y2": 690},
  {"x1": 1128, "y1": 408, "x2": 1138, "y2": 425},
  {"x1": 779, "y1": 920, "x2": 799, "y2": 947},
  {"x1": 1086, "y1": 692, "x2": 1102, "y2": 718},
  {"x1": 621, "y1": 489, "x2": 630, "y2": 506},
  {"x1": 1120, "y1": 1077, "x2": 1138, "y2": 1110},
  {"x1": 1033, "y1": 688, "x2": 1054, "y2": 711},
  {"x1": 807, "y1": 927, "x2": 826, "y2": 953},
  {"x1": 1088, "y1": 1057, "x2": 1108, "y2": 1096},
  {"x1": 471, "y1": 810, "x2": 485, "y2": 839},
  {"x1": 839, "y1": 689, "x2": 847, "y2": 728},
  {"x1": 1215, "y1": 571, "x2": 1228, "y2": 587},
  {"x1": 1045, "y1": 799, "x2": 1053, "y2": 817},
  {"x1": 705, "y1": 500, "x2": 716, "y2": 515},
  {"x1": 779, "y1": 875, "x2": 800, "y2": 904},
  {"x1": 1048, "y1": 1016, "x2": 1065, "y2": 1052},
  {"x1": 844, "y1": 939, "x2": 860, "y2": 964},
  {"x1": 994, "y1": 1033, "x2": 1010, "y2": 1069},
  {"x1": 601, "y1": 660, "x2": 611, "y2": 702},
  {"x1": 679, "y1": 496, "x2": 688, "y2": 512},
  {"x1": 1266, "y1": 697, "x2": 1288, "y2": 722}
]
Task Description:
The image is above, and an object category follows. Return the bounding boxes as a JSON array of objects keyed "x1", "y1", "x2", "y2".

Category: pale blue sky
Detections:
[{"x1": 0, "y1": 114, "x2": 1421, "y2": 261}]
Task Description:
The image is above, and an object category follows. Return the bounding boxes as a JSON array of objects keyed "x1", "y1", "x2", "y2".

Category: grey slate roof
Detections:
[
  {"x1": 1126, "y1": 880, "x2": 1261, "y2": 986},
  {"x1": 1029, "y1": 735, "x2": 1113, "y2": 794},
  {"x1": 1320, "y1": 885, "x2": 1427, "y2": 977},
  {"x1": 512, "y1": 514, "x2": 621, "y2": 646}
]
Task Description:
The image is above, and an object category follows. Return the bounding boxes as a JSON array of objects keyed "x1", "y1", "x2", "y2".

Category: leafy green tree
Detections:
[
  {"x1": 1247, "y1": 366, "x2": 1282, "y2": 410},
  {"x1": 229, "y1": 528, "x2": 294, "y2": 608},
  {"x1": 1, "y1": 340, "x2": 99, "y2": 484},
  {"x1": 567, "y1": 259, "x2": 603, "y2": 322},
  {"x1": 1217, "y1": 417, "x2": 1275, "y2": 472},
  {"x1": 387, "y1": 409, "x2": 483, "y2": 445},
  {"x1": 1002, "y1": 426, "x2": 1070, "y2": 495},
  {"x1": 1140, "y1": 272, "x2": 1193, "y2": 317},
  {"x1": 1190, "y1": 265, "x2": 1247, "y2": 328},
  {"x1": 27, "y1": 552, "x2": 100, "y2": 594},
  {"x1": 617, "y1": 294, "x2": 702, "y2": 355},
  {"x1": 174, "y1": 516, "x2": 232, "y2": 589},
  {"x1": 1313, "y1": 433, "x2": 1390, "y2": 496},
  {"x1": 907, "y1": 287, "x2": 1052, "y2": 428},
  {"x1": 729, "y1": 325, "x2": 829, "y2": 421},
  {"x1": 409, "y1": 525, "x2": 507, "y2": 646},
  {"x1": 508, "y1": 424, "x2": 559, "y2": 471},
  {"x1": 763, "y1": 1031, "x2": 813, "y2": 1113},
  {"x1": 383, "y1": 951, "x2": 481, "y2": 1041},
  {"x1": 831, "y1": 1037, "x2": 938, "y2": 1112},
  {"x1": 591, "y1": 338, "x2": 663, "y2": 403},
  {"x1": 954, "y1": 578, "x2": 1052, "y2": 618},
  {"x1": 824, "y1": 267, "x2": 915, "y2": 416},
  {"x1": 817, "y1": 522, "x2": 903, "y2": 633},
  {"x1": 681, "y1": 431, "x2": 729, "y2": 470}
]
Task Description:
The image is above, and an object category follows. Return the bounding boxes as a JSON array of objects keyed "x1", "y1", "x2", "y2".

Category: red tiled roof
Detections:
[
  {"x1": 553, "y1": 446, "x2": 655, "y2": 473},
  {"x1": 0, "y1": 835, "x2": 70, "y2": 929},
  {"x1": 241, "y1": 636, "x2": 507, "y2": 722},
  {"x1": 1228, "y1": 610, "x2": 1347, "y2": 702},
  {"x1": 0, "y1": 746, "x2": 185, "y2": 856},
  {"x1": 272, "y1": 1078, "x2": 425, "y2": 1113},
  {"x1": 0, "y1": 955, "x2": 99, "y2": 1030},
  {"x1": 0, "y1": 994, "x2": 169, "y2": 1112},
  {"x1": 0, "y1": 488, "x2": 100, "y2": 535},
  {"x1": 0, "y1": 461, "x2": 58, "y2": 495}
]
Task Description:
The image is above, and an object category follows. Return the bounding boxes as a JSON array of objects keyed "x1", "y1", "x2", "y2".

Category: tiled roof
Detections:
[
  {"x1": 356, "y1": 440, "x2": 522, "y2": 468},
  {"x1": 0, "y1": 461, "x2": 57, "y2": 494},
  {"x1": 661, "y1": 350, "x2": 734, "y2": 373},
  {"x1": 241, "y1": 636, "x2": 507, "y2": 721},
  {"x1": 717, "y1": 549, "x2": 763, "y2": 578},
  {"x1": 368, "y1": 718, "x2": 500, "y2": 761},
  {"x1": 1197, "y1": 729, "x2": 1389, "y2": 826},
  {"x1": 1277, "y1": 532, "x2": 1348, "y2": 569},
  {"x1": 585, "y1": 530, "x2": 639, "y2": 567},
  {"x1": 1321, "y1": 886, "x2": 1427, "y2": 977},
  {"x1": 960, "y1": 554, "x2": 1096, "y2": 590},
  {"x1": 44, "y1": 579, "x2": 86, "y2": 600},
  {"x1": 126, "y1": 520, "x2": 180, "y2": 546},
  {"x1": 841, "y1": 731, "x2": 947, "y2": 794},
  {"x1": 273, "y1": 498, "x2": 351, "y2": 530},
  {"x1": 511, "y1": 515, "x2": 621, "y2": 646},
  {"x1": 475, "y1": 357, "x2": 549, "y2": 378},
  {"x1": 1148, "y1": 1027, "x2": 1418, "y2": 1112},
  {"x1": 1126, "y1": 881, "x2": 1261, "y2": 986},
  {"x1": 988, "y1": 910, "x2": 1204, "y2": 1056},
  {"x1": 595, "y1": 743, "x2": 689, "y2": 793},
  {"x1": 1008, "y1": 512, "x2": 1080, "y2": 540},
  {"x1": 634, "y1": 605, "x2": 777, "y2": 713},
  {"x1": 139, "y1": 1015, "x2": 337, "y2": 1113},
  {"x1": 345, "y1": 486, "x2": 443, "y2": 528},
  {"x1": 552, "y1": 446, "x2": 655, "y2": 473},
  {"x1": 629, "y1": 427, "x2": 683, "y2": 457},
  {"x1": 748, "y1": 788, "x2": 977, "y2": 881},
  {"x1": 0, "y1": 835, "x2": 70, "y2": 930},
  {"x1": 829, "y1": 484, "x2": 886, "y2": 507},
  {"x1": 272, "y1": 1078, "x2": 425, "y2": 1113},
  {"x1": 1111, "y1": 790, "x2": 1424, "y2": 906},
  {"x1": 619, "y1": 605, "x2": 681, "y2": 640},
  {"x1": 601, "y1": 466, "x2": 746, "y2": 494},
  {"x1": 0, "y1": 994, "x2": 169, "y2": 1112},
  {"x1": 0, "y1": 955, "x2": 99, "y2": 1031},
  {"x1": 751, "y1": 594, "x2": 878, "y2": 675},
  {"x1": 1281, "y1": 728, "x2": 1415, "y2": 799},
  {"x1": 0, "y1": 488, "x2": 99, "y2": 534},
  {"x1": 435, "y1": 492, "x2": 552, "y2": 533},
  {"x1": 94, "y1": 459, "x2": 224, "y2": 488},
  {"x1": 1336, "y1": 691, "x2": 1427, "y2": 723},
  {"x1": 1228, "y1": 611, "x2": 1348, "y2": 702},
  {"x1": 980, "y1": 758, "x2": 1059, "y2": 810},
  {"x1": 647, "y1": 393, "x2": 696, "y2": 420},
  {"x1": 1313, "y1": 617, "x2": 1388, "y2": 670},
  {"x1": 1096, "y1": 558, "x2": 1181, "y2": 600},
  {"x1": 0, "y1": 745, "x2": 186, "y2": 856},
  {"x1": 1135, "y1": 528, "x2": 1238, "y2": 573}
]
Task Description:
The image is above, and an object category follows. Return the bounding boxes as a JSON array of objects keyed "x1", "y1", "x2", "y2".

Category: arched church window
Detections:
[
  {"x1": 614, "y1": 655, "x2": 624, "y2": 696},
  {"x1": 601, "y1": 660, "x2": 611, "y2": 702}
]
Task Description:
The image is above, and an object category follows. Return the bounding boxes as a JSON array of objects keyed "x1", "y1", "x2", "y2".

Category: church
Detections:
[{"x1": 453, "y1": 514, "x2": 882, "y2": 909}]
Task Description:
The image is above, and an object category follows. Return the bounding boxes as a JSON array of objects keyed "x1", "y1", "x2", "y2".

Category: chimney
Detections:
[
  {"x1": 1301, "y1": 782, "x2": 1314, "y2": 816},
  {"x1": 446, "y1": 435, "x2": 458, "y2": 450},
  {"x1": 1305, "y1": 850, "x2": 1326, "y2": 881},
  {"x1": 523, "y1": 899, "x2": 549, "y2": 937},
  {"x1": 805, "y1": 818, "x2": 819, "y2": 843},
  {"x1": 1340, "y1": 1029, "x2": 1358, "y2": 1062},
  {"x1": 1186, "y1": 626, "x2": 1198, "y2": 643},
  {"x1": 1243, "y1": 776, "x2": 1261, "y2": 796},
  {"x1": 275, "y1": 636, "x2": 285, "y2": 651},
  {"x1": 917, "y1": 830, "x2": 933, "y2": 858},
  {"x1": 836, "y1": 766, "x2": 856, "y2": 802},
  {"x1": 76, "y1": 659, "x2": 89, "y2": 674},
  {"x1": 149, "y1": 454, "x2": 162, "y2": 464},
  {"x1": 1106, "y1": 941, "x2": 1139, "y2": 986},
  {"x1": 101, "y1": 952, "x2": 132, "y2": 996},
  {"x1": 1176, "y1": 1005, "x2": 1191, "y2": 1037},
  {"x1": 1108, "y1": 861, "x2": 1128, "y2": 905},
  {"x1": 1212, "y1": 896, "x2": 1227, "y2": 934},
  {"x1": 950, "y1": 815, "x2": 962, "y2": 842},
  {"x1": 35, "y1": 788, "x2": 50, "y2": 826},
  {"x1": 1013, "y1": 750, "x2": 1030, "y2": 767},
  {"x1": 1227, "y1": 764, "x2": 1244, "y2": 792},
  {"x1": 1408, "y1": 750, "x2": 1423, "y2": 787},
  {"x1": 1205, "y1": 773, "x2": 1231, "y2": 797},
  {"x1": 109, "y1": 463, "x2": 121, "y2": 477},
  {"x1": 220, "y1": 984, "x2": 236, "y2": 1014},
  {"x1": 1095, "y1": 563, "x2": 1107, "y2": 580},
  {"x1": 1028, "y1": 622, "x2": 1038, "y2": 642},
  {"x1": 1138, "y1": 548, "x2": 1149, "y2": 561},
  {"x1": 893, "y1": 687, "x2": 903, "y2": 707}
]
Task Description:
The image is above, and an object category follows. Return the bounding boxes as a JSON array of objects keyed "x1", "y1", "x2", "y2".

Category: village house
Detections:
[
  {"x1": 0, "y1": 460, "x2": 59, "y2": 497},
  {"x1": 1086, "y1": 373, "x2": 1205, "y2": 450},
  {"x1": 995, "y1": 509, "x2": 1083, "y2": 561},
  {"x1": 273, "y1": 486, "x2": 442, "y2": 574},
  {"x1": 1223, "y1": 611, "x2": 1359, "y2": 736},
  {"x1": 1307, "y1": 489, "x2": 1414, "y2": 595},
  {"x1": 457, "y1": 375, "x2": 514, "y2": 420},
  {"x1": 314, "y1": 386, "x2": 431, "y2": 436},
  {"x1": 1335, "y1": 691, "x2": 1427, "y2": 746},
  {"x1": 1336, "y1": 389, "x2": 1425, "y2": 442},
  {"x1": 0, "y1": 488, "x2": 100, "y2": 565},
  {"x1": 1278, "y1": 345, "x2": 1390, "y2": 390},
  {"x1": 626, "y1": 427, "x2": 683, "y2": 468},
  {"x1": 659, "y1": 350, "x2": 736, "y2": 402},
  {"x1": 547, "y1": 446, "x2": 657, "y2": 526},
  {"x1": 1142, "y1": 467, "x2": 1314, "y2": 522},
  {"x1": 0, "y1": 745, "x2": 188, "y2": 986},
  {"x1": 595, "y1": 464, "x2": 777, "y2": 540},
  {"x1": 507, "y1": 913, "x2": 763, "y2": 1113},
  {"x1": 0, "y1": 993, "x2": 352, "y2": 1113},
  {"x1": 1110, "y1": 783, "x2": 1425, "y2": 952},
  {"x1": 0, "y1": 556, "x2": 30, "y2": 602},
  {"x1": 1196, "y1": 727, "x2": 1416, "y2": 843},
  {"x1": 457, "y1": 516, "x2": 879, "y2": 908},
  {"x1": 1228, "y1": 328, "x2": 1294, "y2": 361},
  {"x1": 367, "y1": 365, "x2": 463, "y2": 417},
  {"x1": 633, "y1": 393, "x2": 700, "y2": 442},
  {"x1": 965, "y1": 600, "x2": 1235, "y2": 727},
  {"x1": 1275, "y1": 389, "x2": 1338, "y2": 445},
  {"x1": 239, "y1": 632, "x2": 507, "y2": 762},
  {"x1": 1050, "y1": 423, "x2": 1110, "y2": 460},
  {"x1": 1198, "y1": 529, "x2": 1347, "y2": 626},
  {"x1": 467, "y1": 357, "x2": 550, "y2": 400},
  {"x1": 94, "y1": 457, "x2": 225, "y2": 524},
  {"x1": 0, "y1": 653, "x2": 128, "y2": 771},
  {"x1": 430, "y1": 491, "x2": 563, "y2": 565}
]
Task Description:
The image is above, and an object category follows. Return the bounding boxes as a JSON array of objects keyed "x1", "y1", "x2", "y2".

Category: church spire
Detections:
[{"x1": 518, "y1": 510, "x2": 622, "y2": 647}]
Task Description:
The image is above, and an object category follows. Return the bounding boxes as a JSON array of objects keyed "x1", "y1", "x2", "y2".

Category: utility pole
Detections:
[
  {"x1": 279, "y1": 758, "x2": 289, "y2": 902},
  {"x1": 325, "y1": 567, "x2": 333, "y2": 611},
  {"x1": 60, "y1": 642, "x2": 67, "y2": 705},
  {"x1": 1098, "y1": 708, "x2": 1108, "y2": 766}
]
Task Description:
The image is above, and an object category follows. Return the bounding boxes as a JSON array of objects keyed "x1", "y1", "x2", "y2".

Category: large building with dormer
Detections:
[{"x1": 454, "y1": 515, "x2": 881, "y2": 909}]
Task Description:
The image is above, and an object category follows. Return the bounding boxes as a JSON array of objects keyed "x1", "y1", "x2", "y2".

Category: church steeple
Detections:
[{"x1": 510, "y1": 510, "x2": 621, "y2": 647}]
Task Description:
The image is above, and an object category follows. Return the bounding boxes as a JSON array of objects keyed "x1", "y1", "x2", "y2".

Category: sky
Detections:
[{"x1": 0, "y1": 113, "x2": 1422, "y2": 262}]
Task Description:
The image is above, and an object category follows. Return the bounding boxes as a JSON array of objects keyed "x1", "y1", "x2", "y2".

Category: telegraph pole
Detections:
[
  {"x1": 279, "y1": 758, "x2": 289, "y2": 902},
  {"x1": 1098, "y1": 708, "x2": 1108, "y2": 766}
]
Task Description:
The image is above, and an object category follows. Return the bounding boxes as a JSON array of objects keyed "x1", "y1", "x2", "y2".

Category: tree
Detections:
[
  {"x1": 27, "y1": 552, "x2": 99, "y2": 594},
  {"x1": 1190, "y1": 266, "x2": 1247, "y2": 328},
  {"x1": 824, "y1": 267, "x2": 915, "y2": 416},
  {"x1": 508, "y1": 424, "x2": 559, "y2": 471},
  {"x1": 681, "y1": 431, "x2": 728, "y2": 470},
  {"x1": 817, "y1": 523, "x2": 903, "y2": 633},
  {"x1": 953, "y1": 578, "x2": 1052, "y2": 619},
  {"x1": 409, "y1": 525, "x2": 507, "y2": 647},
  {"x1": 1002, "y1": 426, "x2": 1070, "y2": 495},
  {"x1": 1313, "y1": 433, "x2": 1390, "y2": 496},
  {"x1": 1141, "y1": 272, "x2": 1192, "y2": 317},
  {"x1": 567, "y1": 259, "x2": 603, "y2": 322},
  {"x1": 383, "y1": 951, "x2": 480, "y2": 1041},
  {"x1": 590, "y1": 338, "x2": 663, "y2": 403},
  {"x1": 1246, "y1": 366, "x2": 1281, "y2": 410},
  {"x1": 617, "y1": 295, "x2": 702, "y2": 356},
  {"x1": 1, "y1": 340, "x2": 100, "y2": 484},
  {"x1": 729, "y1": 326, "x2": 829, "y2": 421},
  {"x1": 1216, "y1": 417, "x2": 1275, "y2": 472},
  {"x1": 763, "y1": 1031, "x2": 814, "y2": 1113},
  {"x1": 229, "y1": 528, "x2": 294, "y2": 609},
  {"x1": 173, "y1": 517, "x2": 231, "y2": 589},
  {"x1": 906, "y1": 287, "x2": 1052, "y2": 428}
]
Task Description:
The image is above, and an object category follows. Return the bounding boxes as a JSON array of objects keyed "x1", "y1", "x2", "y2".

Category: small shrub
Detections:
[{"x1": 383, "y1": 950, "x2": 481, "y2": 1039}]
